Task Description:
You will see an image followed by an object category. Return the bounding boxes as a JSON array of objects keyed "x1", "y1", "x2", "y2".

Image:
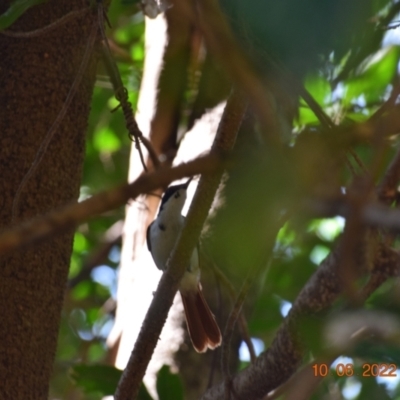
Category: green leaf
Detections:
[
  {"x1": 298, "y1": 104, "x2": 319, "y2": 125},
  {"x1": 70, "y1": 364, "x2": 122, "y2": 395},
  {"x1": 93, "y1": 127, "x2": 121, "y2": 152},
  {"x1": 131, "y1": 42, "x2": 145, "y2": 62},
  {"x1": 0, "y1": 0, "x2": 47, "y2": 31},
  {"x1": 297, "y1": 75, "x2": 330, "y2": 126},
  {"x1": 304, "y1": 75, "x2": 331, "y2": 105},
  {"x1": 73, "y1": 232, "x2": 88, "y2": 253},
  {"x1": 70, "y1": 364, "x2": 152, "y2": 399},
  {"x1": 87, "y1": 342, "x2": 106, "y2": 363},
  {"x1": 72, "y1": 281, "x2": 95, "y2": 300},
  {"x1": 157, "y1": 365, "x2": 184, "y2": 400},
  {"x1": 344, "y1": 46, "x2": 400, "y2": 105}
]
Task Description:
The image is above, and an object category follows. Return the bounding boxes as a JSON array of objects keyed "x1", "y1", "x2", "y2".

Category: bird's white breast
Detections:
[{"x1": 149, "y1": 216, "x2": 200, "y2": 293}]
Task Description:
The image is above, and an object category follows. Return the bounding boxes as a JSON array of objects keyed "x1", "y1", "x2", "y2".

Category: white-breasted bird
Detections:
[{"x1": 146, "y1": 178, "x2": 222, "y2": 353}]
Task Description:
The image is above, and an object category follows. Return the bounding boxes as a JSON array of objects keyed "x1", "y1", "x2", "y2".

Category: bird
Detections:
[{"x1": 146, "y1": 178, "x2": 222, "y2": 353}]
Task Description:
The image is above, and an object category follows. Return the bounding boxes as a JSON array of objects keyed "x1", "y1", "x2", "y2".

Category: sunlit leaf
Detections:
[
  {"x1": 69, "y1": 252, "x2": 82, "y2": 278},
  {"x1": 343, "y1": 46, "x2": 400, "y2": 105},
  {"x1": 73, "y1": 232, "x2": 88, "y2": 253},
  {"x1": 309, "y1": 244, "x2": 330, "y2": 265},
  {"x1": 72, "y1": 281, "x2": 95, "y2": 300},
  {"x1": 131, "y1": 42, "x2": 145, "y2": 61},
  {"x1": 298, "y1": 104, "x2": 319, "y2": 125},
  {"x1": 276, "y1": 222, "x2": 296, "y2": 247},
  {"x1": 297, "y1": 75, "x2": 331, "y2": 126},
  {"x1": 304, "y1": 74, "x2": 331, "y2": 105},
  {"x1": 93, "y1": 127, "x2": 121, "y2": 152},
  {"x1": 308, "y1": 217, "x2": 345, "y2": 242}
]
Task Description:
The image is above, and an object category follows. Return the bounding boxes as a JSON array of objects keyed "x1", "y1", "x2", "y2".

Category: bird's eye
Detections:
[{"x1": 174, "y1": 192, "x2": 180, "y2": 198}]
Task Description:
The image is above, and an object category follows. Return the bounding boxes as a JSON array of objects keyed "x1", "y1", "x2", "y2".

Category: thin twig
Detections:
[
  {"x1": 11, "y1": 18, "x2": 99, "y2": 223},
  {"x1": 221, "y1": 251, "x2": 272, "y2": 400},
  {"x1": 348, "y1": 148, "x2": 369, "y2": 175},
  {"x1": 97, "y1": 2, "x2": 159, "y2": 171},
  {"x1": 369, "y1": 76, "x2": 400, "y2": 123},
  {"x1": 0, "y1": 154, "x2": 221, "y2": 257},
  {"x1": 209, "y1": 262, "x2": 256, "y2": 363},
  {"x1": 344, "y1": 155, "x2": 358, "y2": 177},
  {"x1": 222, "y1": 275, "x2": 250, "y2": 399},
  {"x1": 1, "y1": 8, "x2": 90, "y2": 37},
  {"x1": 298, "y1": 82, "x2": 368, "y2": 176}
]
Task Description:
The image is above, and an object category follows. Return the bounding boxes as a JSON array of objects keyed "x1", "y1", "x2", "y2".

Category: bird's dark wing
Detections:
[{"x1": 146, "y1": 221, "x2": 153, "y2": 252}]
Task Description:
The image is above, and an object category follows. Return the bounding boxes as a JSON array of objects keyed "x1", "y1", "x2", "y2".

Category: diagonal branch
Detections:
[
  {"x1": 114, "y1": 90, "x2": 248, "y2": 400},
  {"x1": 0, "y1": 154, "x2": 220, "y2": 257}
]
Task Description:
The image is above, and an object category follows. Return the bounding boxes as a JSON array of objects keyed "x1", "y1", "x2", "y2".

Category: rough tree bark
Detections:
[{"x1": 0, "y1": 1, "x2": 98, "y2": 398}]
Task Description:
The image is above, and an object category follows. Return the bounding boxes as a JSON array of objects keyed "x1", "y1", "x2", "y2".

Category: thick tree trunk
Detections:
[{"x1": 0, "y1": 1, "x2": 98, "y2": 398}]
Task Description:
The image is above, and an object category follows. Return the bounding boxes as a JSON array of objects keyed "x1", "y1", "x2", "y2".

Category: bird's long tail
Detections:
[{"x1": 180, "y1": 284, "x2": 222, "y2": 353}]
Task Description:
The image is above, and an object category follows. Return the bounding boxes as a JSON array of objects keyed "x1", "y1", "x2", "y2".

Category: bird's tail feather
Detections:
[{"x1": 180, "y1": 285, "x2": 222, "y2": 353}]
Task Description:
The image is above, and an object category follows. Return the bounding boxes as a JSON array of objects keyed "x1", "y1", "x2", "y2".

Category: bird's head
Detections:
[{"x1": 158, "y1": 177, "x2": 192, "y2": 215}]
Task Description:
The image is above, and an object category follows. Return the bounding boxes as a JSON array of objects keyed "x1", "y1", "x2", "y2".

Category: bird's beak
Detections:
[{"x1": 184, "y1": 176, "x2": 193, "y2": 188}]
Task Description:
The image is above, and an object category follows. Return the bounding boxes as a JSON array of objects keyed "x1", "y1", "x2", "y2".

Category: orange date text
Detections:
[{"x1": 312, "y1": 363, "x2": 397, "y2": 378}]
